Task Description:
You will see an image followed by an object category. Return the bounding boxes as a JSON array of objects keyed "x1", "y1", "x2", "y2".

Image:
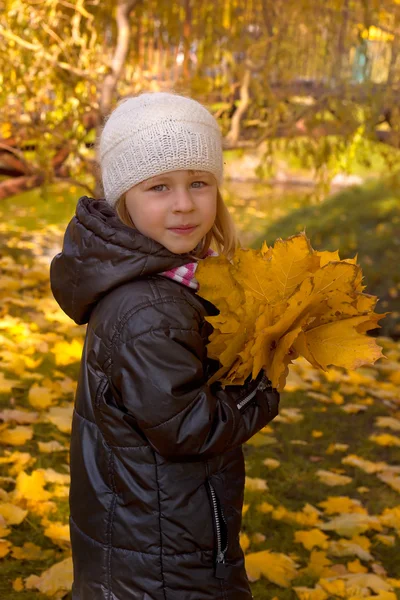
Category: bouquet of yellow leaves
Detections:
[{"x1": 196, "y1": 232, "x2": 387, "y2": 391}]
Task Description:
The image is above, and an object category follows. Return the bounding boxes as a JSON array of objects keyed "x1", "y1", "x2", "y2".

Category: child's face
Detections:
[{"x1": 125, "y1": 169, "x2": 218, "y2": 254}]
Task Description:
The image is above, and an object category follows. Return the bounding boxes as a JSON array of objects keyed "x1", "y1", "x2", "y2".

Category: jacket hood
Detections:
[{"x1": 50, "y1": 196, "x2": 199, "y2": 325}]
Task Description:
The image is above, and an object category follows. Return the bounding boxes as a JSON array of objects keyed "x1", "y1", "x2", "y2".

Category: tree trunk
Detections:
[
  {"x1": 225, "y1": 68, "x2": 251, "y2": 146},
  {"x1": 183, "y1": 0, "x2": 192, "y2": 81},
  {"x1": 95, "y1": 0, "x2": 142, "y2": 198},
  {"x1": 332, "y1": 0, "x2": 350, "y2": 83},
  {"x1": 0, "y1": 174, "x2": 45, "y2": 201}
]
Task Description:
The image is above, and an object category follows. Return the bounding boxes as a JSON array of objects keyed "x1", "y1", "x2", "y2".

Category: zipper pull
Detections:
[
  {"x1": 257, "y1": 374, "x2": 273, "y2": 392},
  {"x1": 215, "y1": 553, "x2": 227, "y2": 579}
]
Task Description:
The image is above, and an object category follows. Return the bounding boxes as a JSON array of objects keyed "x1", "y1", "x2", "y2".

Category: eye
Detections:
[
  {"x1": 191, "y1": 181, "x2": 207, "y2": 188},
  {"x1": 150, "y1": 184, "x2": 167, "y2": 192}
]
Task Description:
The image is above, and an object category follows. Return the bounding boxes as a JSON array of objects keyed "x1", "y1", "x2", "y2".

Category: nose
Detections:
[{"x1": 172, "y1": 187, "x2": 195, "y2": 212}]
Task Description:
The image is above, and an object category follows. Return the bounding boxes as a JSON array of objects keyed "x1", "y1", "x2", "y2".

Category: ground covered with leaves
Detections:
[{"x1": 0, "y1": 184, "x2": 399, "y2": 599}]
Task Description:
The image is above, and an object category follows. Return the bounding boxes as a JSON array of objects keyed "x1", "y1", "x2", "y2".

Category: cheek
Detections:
[{"x1": 129, "y1": 201, "x2": 165, "y2": 230}]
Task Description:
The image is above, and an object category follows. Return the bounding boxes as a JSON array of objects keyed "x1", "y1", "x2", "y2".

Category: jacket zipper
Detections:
[
  {"x1": 236, "y1": 374, "x2": 272, "y2": 412},
  {"x1": 207, "y1": 480, "x2": 228, "y2": 578}
]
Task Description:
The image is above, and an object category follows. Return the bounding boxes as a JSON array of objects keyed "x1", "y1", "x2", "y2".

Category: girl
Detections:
[{"x1": 50, "y1": 92, "x2": 280, "y2": 600}]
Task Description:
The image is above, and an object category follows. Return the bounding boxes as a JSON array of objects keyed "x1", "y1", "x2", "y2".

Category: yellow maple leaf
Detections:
[
  {"x1": 369, "y1": 433, "x2": 400, "y2": 447},
  {"x1": 239, "y1": 532, "x2": 250, "y2": 553},
  {"x1": 25, "y1": 556, "x2": 73, "y2": 596},
  {"x1": 0, "y1": 372, "x2": 20, "y2": 394},
  {"x1": 318, "y1": 496, "x2": 365, "y2": 515},
  {"x1": 298, "y1": 549, "x2": 335, "y2": 579},
  {"x1": 0, "y1": 539, "x2": 11, "y2": 558},
  {"x1": 0, "y1": 425, "x2": 33, "y2": 446},
  {"x1": 327, "y1": 538, "x2": 373, "y2": 561},
  {"x1": 294, "y1": 528, "x2": 329, "y2": 550},
  {"x1": 51, "y1": 339, "x2": 83, "y2": 366},
  {"x1": 11, "y1": 542, "x2": 55, "y2": 561},
  {"x1": 42, "y1": 521, "x2": 70, "y2": 546},
  {"x1": 245, "y1": 476, "x2": 268, "y2": 491},
  {"x1": 46, "y1": 405, "x2": 73, "y2": 433},
  {"x1": 316, "y1": 469, "x2": 352, "y2": 487},
  {"x1": 196, "y1": 232, "x2": 386, "y2": 390},
  {"x1": 14, "y1": 470, "x2": 52, "y2": 503},
  {"x1": 245, "y1": 549, "x2": 299, "y2": 586},
  {"x1": 294, "y1": 586, "x2": 328, "y2": 600},
  {"x1": 0, "y1": 503, "x2": 28, "y2": 525},
  {"x1": 28, "y1": 383, "x2": 57, "y2": 410},
  {"x1": 320, "y1": 513, "x2": 382, "y2": 537}
]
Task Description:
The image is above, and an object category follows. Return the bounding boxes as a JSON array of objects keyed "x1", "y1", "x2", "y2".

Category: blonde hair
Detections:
[{"x1": 114, "y1": 188, "x2": 240, "y2": 260}]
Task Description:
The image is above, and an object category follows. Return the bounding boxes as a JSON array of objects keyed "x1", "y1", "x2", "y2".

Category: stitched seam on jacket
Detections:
[
  {"x1": 70, "y1": 516, "x2": 213, "y2": 555},
  {"x1": 73, "y1": 409, "x2": 96, "y2": 426},
  {"x1": 154, "y1": 454, "x2": 167, "y2": 600},
  {"x1": 142, "y1": 391, "x2": 201, "y2": 432},
  {"x1": 109, "y1": 296, "x2": 202, "y2": 350},
  {"x1": 117, "y1": 326, "x2": 199, "y2": 349},
  {"x1": 106, "y1": 449, "x2": 117, "y2": 600}
]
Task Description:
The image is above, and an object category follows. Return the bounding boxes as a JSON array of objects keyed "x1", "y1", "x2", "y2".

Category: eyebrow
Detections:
[{"x1": 143, "y1": 170, "x2": 209, "y2": 186}]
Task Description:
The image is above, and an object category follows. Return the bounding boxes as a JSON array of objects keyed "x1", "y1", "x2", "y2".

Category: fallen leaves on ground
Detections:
[{"x1": 1, "y1": 217, "x2": 400, "y2": 600}]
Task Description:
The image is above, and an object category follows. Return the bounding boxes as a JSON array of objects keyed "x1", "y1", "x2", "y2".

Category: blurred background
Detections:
[
  {"x1": 1, "y1": 3, "x2": 400, "y2": 599},
  {"x1": 1, "y1": 0, "x2": 400, "y2": 336}
]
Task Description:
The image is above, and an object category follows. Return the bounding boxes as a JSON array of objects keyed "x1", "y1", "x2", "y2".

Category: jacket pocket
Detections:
[{"x1": 206, "y1": 479, "x2": 229, "y2": 579}]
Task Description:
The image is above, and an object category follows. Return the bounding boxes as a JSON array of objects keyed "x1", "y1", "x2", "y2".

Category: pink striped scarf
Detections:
[{"x1": 160, "y1": 248, "x2": 218, "y2": 291}]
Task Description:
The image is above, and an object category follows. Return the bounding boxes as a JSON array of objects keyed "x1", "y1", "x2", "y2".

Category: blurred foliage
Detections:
[
  {"x1": 2, "y1": 0, "x2": 400, "y2": 194},
  {"x1": 253, "y1": 177, "x2": 400, "y2": 339}
]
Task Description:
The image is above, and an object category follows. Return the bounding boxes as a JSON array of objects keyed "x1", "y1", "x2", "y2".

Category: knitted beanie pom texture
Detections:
[{"x1": 99, "y1": 92, "x2": 224, "y2": 207}]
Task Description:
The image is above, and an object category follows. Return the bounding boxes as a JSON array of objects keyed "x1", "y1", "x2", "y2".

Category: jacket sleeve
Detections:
[{"x1": 110, "y1": 317, "x2": 280, "y2": 461}]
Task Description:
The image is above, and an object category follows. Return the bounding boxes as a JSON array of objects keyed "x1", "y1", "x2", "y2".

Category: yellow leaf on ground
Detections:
[
  {"x1": 37, "y1": 440, "x2": 67, "y2": 453},
  {"x1": 375, "y1": 416, "x2": 400, "y2": 431},
  {"x1": 298, "y1": 550, "x2": 335, "y2": 578},
  {"x1": 46, "y1": 405, "x2": 73, "y2": 433},
  {"x1": 294, "y1": 586, "x2": 328, "y2": 600},
  {"x1": 0, "y1": 425, "x2": 33, "y2": 446},
  {"x1": 245, "y1": 549, "x2": 299, "y2": 586},
  {"x1": 42, "y1": 521, "x2": 70, "y2": 546},
  {"x1": 12, "y1": 578, "x2": 24, "y2": 592},
  {"x1": 239, "y1": 532, "x2": 250, "y2": 553},
  {"x1": 342, "y1": 454, "x2": 389, "y2": 474},
  {"x1": 369, "y1": 433, "x2": 400, "y2": 447},
  {"x1": 321, "y1": 513, "x2": 382, "y2": 537},
  {"x1": 377, "y1": 471, "x2": 400, "y2": 493},
  {"x1": 14, "y1": 470, "x2": 52, "y2": 503},
  {"x1": 347, "y1": 558, "x2": 368, "y2": 573},
  {"x1": 0, "y1": 503, "x2": 28, "y2": 525},
  {"x1": 0, "y1": 539, "x2": 12, "y2": 558},
  {"x1": 11, "y1": 542, "x2": 55, "y2": 561},
  {"x1": 318, "y1": 496, "x2": 365, "y2": 515},
  {"x1": 294, "y1": 529, "x2": 329, "y2": 550},
  {"x1": 0, "y1": 408, "x2": 38, "y2": 424},
  {"x1": 375, "y1": 534, "x2": 395, "y2": 546},
  {"x1": 52, "y1": 339, "x2": 83, "y2": 365},
  {"x1": 316, "y1": 470, "x2": 352, "y2": 487},
  {"x1": 245, "y1": 476, "x2": 268, "y2": 491},
  {"x1": 28, "y1": 383, "x2": 57, "y2": 410},
  {"x1": 326, "y1": 443, "x2": 349, "y2": 454},
  {"x1": 25, "y1": 556, "x2": 73, "y2": 597},
  {"x1": 262, "y1": 458, "x2": 280, "y2": 469},
  {"x1": 0, "y1": 372, "x2": 20, "y2": 393}
]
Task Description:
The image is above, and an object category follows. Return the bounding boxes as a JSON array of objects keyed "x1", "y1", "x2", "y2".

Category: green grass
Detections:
[
  {"x1": 252, "y1": 177, "x2": 400, "y2": 339},
  {"x1": 243, "y1": 378, "x2": 400, "y2": 599}
]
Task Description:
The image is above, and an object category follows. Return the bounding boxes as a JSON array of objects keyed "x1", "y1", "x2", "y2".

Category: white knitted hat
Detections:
[{"x1": 99, "y1": 92, "x2": 224, "y2": 207}]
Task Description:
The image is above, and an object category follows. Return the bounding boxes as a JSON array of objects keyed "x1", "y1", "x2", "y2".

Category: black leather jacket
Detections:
[{"x1": 50, "y1": 197, "x2": 280, "y2": 600}]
